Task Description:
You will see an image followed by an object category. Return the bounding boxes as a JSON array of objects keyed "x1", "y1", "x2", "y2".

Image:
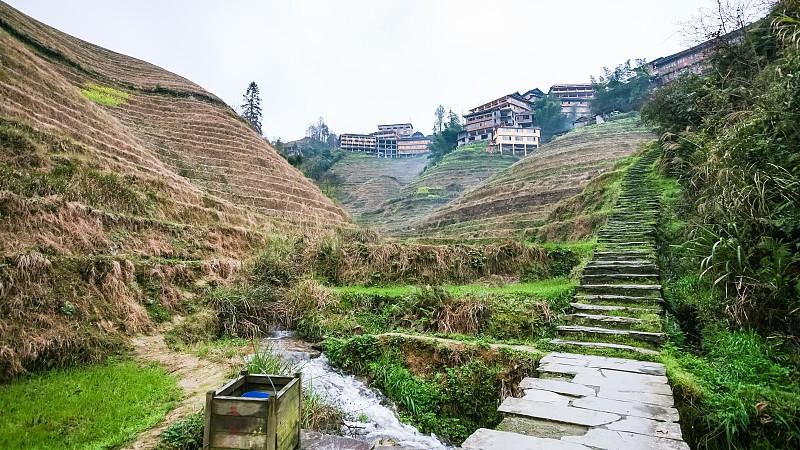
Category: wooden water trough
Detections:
[{"x1": 203, "y1": 370, "x2": 302, "y2": 450}]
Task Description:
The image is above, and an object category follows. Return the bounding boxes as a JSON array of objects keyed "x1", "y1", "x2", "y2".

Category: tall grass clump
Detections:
[{"x1": 645, "y1": 7, "x2": 800, "y2": 442}]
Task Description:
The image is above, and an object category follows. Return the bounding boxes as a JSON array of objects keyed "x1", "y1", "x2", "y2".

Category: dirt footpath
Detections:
[{"x1": 124, "y1": 334, "x2": 240, "y2": 449}]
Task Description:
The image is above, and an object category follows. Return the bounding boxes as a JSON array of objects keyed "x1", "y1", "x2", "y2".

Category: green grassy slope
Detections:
[
  {"x1": 326, "y1": 152, "x2": 428, "y2": 227},
  {"x1": 377, "y1": 143, "x2": 520, "y2": 234},
  {"x1": 409, "y1": 118, "x2": 656, "y2": 243}
]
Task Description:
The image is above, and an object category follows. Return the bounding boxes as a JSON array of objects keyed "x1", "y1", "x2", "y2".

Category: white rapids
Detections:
[{"x1": 262, "y1": 331, "x2": 448, "y2": 449}]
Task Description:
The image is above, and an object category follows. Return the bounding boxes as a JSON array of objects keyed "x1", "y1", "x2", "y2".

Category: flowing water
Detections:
[{"x1": 262, "y1": 331, "x2": 449, "y2": 449}]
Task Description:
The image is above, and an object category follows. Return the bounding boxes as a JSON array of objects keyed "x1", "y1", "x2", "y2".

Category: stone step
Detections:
[
  {"x1": 570, "y1": 302, "x2": 662, "y2": 314},
  {"x1": 563, "y1": 428, "x2": 689, "y2": 449},
  {"x1": 583, "y1": 263, "x2": 658, "y2": 276},
  {"x1": 599, "y1": 229, "x2": 655, "y2": 235},
  {"x1": 593, "y1": 252, "x2": 654, "y2": 262},
  {"x1": 574, "y1": 294, "x2": 664, "y2": 306},
  {"x1": 557, "y1": 325, "x2": 666, "y2": 345},
  {"x1": 462, "y1": 428, "x2": 591, "y2": 450},
  {"x1": 498, "y1": 397, "x2": 621, "y2": 427},
  {"x1": 597, "y1": 229, "x2": 653, "y2": 236},
  {"x1": 603, "y1": 223, "x2": 655, "y2": 228},
  {"x1": 540, "y1": 352, "x2": 667, "y2": 376},
  {"x1": 563, "y1": 313, "x2": 660, "y2": 331},
  {"x1": 519, "y1": 377, "x2": 596, "y2": 397},
  {"x1": 576, "y1": 284, "x2": 661, "y2": 297},
  {"x1": 580, "y1": 273, "x2": 659, "y2": 284},
  {"x1": 586, "y1": 260, "x2": 657, "y2": 266},
  {"x1": 596, "y1": 240, "x2": 655, "y2": 247},
  {"x1": 549, "y1": 339, "x2": 660, "y2": 355}
]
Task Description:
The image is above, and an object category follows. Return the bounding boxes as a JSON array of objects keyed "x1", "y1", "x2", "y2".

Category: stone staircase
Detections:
[
  {"x1": 552, "y1": 149, "x2": 665, "y2": 355},
  {"x1": 461, "y1": 150, "x2": 689, "y2": 449}
]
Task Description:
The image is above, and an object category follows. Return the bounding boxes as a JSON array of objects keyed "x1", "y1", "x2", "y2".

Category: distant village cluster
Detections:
[{"x1": 339, "y1": 42, "x2": 709, "y2": 159}]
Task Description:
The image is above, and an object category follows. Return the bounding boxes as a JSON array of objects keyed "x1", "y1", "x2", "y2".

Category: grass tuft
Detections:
[{"x1": 79, "y1": 83, "x2": 130, "y2": 106}]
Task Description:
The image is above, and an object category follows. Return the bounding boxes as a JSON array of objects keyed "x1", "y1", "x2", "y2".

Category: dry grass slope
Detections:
[
  {"x1": 0, "y1": 2, "x2": 351, "y2": 379},
  {"x1": 411, "y1": 119, "x2": 656, "y2": 243},
  {"x1": 378, "y1": 144, "x2": 519, "y2": 234},
  {"x1": 327, "y1": 153, "x2": 428, "y2": 227}
]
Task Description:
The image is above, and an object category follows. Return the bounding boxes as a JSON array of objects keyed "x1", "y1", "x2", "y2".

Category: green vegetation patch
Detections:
[
  {"x1": 0, "y1": 360, "x2": 181, "y2": 449},
  {"x1": 327, "y1": 279, "x2": 575, "y2": 342},
  {"x1": 79, "y1": 83, "x2": 130, "y2": 107},
  {"x1": 326, "y1": 334, "x2": 540, "y2": 444}
]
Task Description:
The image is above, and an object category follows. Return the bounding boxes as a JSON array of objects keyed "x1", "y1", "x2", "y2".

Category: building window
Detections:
[{"x1": 502, "y1": 136, "x2": 512, "y2": 141}]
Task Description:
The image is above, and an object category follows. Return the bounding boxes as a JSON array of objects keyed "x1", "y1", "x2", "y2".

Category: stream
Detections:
[{"x1": 262, "y1": 331, "x2": 449, "y2": 449}]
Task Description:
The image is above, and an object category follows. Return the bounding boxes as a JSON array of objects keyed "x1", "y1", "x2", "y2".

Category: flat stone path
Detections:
[{"x1": 462, "y1": 353, "x2": 688, "y2": 450}]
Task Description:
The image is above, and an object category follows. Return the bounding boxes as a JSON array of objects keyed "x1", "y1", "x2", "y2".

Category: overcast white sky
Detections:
[{"x1": 7, "y1": 0, "x2": 728, "y2": 141}]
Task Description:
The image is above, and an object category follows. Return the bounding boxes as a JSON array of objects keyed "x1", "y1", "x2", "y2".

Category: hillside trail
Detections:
[
  {"x1": 124, "y1": 330, "x2": 241, "y2": 449},
  {"x1": 460, "y1": 148, "x2": 690, "y2": 449}
]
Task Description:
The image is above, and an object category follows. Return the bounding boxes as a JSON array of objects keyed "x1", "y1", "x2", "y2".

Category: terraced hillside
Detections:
[
  {"x1": 378, "y1": 143, "x2": 519, "y2": 233},
  {"x1": 0, "y1": 3, "x2": 350, "y2": 379},
  {"x1": 326, "y1": 152, "x2": 428, "y2": 227},
  {"x1": 0, "y1": 3, "x2": 349, "y2": 230},
  {"x1": 410, "y1": 119, "x2": 655, "y2": 243}
]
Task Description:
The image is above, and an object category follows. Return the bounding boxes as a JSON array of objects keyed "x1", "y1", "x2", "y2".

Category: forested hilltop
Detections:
[{"x1": 641, "y1": 1, "x2": 800, "y2": 447}]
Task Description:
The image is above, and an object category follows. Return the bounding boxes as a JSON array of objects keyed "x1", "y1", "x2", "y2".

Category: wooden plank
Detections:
[
  {"x1": 211, "y1": 397, "x2": 270, "y2": 417},
  {"x1": 266, "y1": 395, "x2": 277, "y2": 450},
  {"x1": 209, "y1": 430, "x2": 267, "y2": 450},
  {"x1": 276, "y1": 377, "x2": 298, "y2": 397},
  {"x1": 276, "y1": 386, "x2": 299, "y2": 412},
  {"x1": 203, "y1": 391, "x2": 214, "y2": 449},
  {"x1": 294, "y1": 372, "x2": 302, "y2": 449},
  {"x1": 210, "y1": 415, "x2": 267, "y2": 434},
  {"x1": 277, "y1": 427, "x2": 299, "y2": 450},
  {"x1": 247, "y1": 374, "x2": 293, "y2": 387},
  {"x1": 246, "y1": 380, "x2": 290, "y2": 393},
  {"x1": 217, "y1": 375, "x2": 247, "y2": 396},
  {"x1": 276, "y1": 405, "x2": 300, "y2": 437}
]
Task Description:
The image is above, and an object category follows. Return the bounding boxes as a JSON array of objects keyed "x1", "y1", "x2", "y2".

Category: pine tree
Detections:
[{"x1": 240, "y1": 81, "x2": 262, "y2": 136}]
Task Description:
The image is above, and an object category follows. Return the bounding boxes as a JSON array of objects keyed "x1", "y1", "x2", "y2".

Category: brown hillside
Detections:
[
  {"x1": 0, "y1": 2, "x2": 350, "y2": 380},
  {"x1": 411, "y1": 119, "x2": 656, "y2": 243},
  {"x1": 0, "y1": 2, "x2": 350, "y2": 231}
]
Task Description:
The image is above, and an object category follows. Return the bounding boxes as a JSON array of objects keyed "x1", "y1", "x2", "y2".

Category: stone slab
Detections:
[
  {"x1": 572, "y1": 396, "x2": 680, "y2": 422},
  {"x1": 537, "y1": 362, "x2": 601, "y2": 377},
  {"x1": 550, "y1": 339, "x2": 661, "y2": 355},
  {"x1": 543, "y1": 353, "x2": 666, "y2": 376},
  {"x1": 519, "y1": 378, "x2": 596, "y2": 397},
  {"x1": 606, "y1": 416, "x2": 684, "y2": 441},
  {"x1": 572, "y1": 373, "x2": 673, "y2": 396},
  {"x1": 523, "y1": 389, "x2": 572, "y2": 405},
  {"x1": 497, "y1": 416, "x2": 589, "y2": 440},
  {"x1": 562, "y1": 428, "x2": 690, "y2": 450},
  {"x1": 300, "y1": 430, "x2": 371, "y2": 450},
  {"x1": 499, "y1": 397, "x2": 620, "y2": 426},
  {"x1": 569, "y1": 303, "x2": 661, "y2": 313},
  {"x1": 556, "y1": 325, "x2": 666, "y2": 344},
  {"x1": 462, "y1": 428, "x2": 591, "y2": 450},
  {"x1": 598, "y1": 387, "x2": 674, "y2": 407}
]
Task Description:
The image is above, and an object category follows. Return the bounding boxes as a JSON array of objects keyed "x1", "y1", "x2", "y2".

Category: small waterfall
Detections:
[{"x1": 262, "y1": 331, "x2": 449, "y2": 449}]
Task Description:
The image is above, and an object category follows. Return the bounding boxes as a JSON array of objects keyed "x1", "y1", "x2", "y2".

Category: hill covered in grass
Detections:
[
  {"x1": 0, "y1": 2, "x2": 350, "y2": 379},
  {"x1": 377, "y1": 143, "x2": 520, "y2": 233},
  {"x1": 409, "y1": 118, "x2": 656, "y2": 243},
  {"x1": 325, "y1": 152, "x2": 428, "y2": 227}
]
